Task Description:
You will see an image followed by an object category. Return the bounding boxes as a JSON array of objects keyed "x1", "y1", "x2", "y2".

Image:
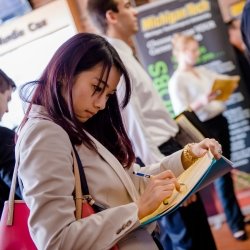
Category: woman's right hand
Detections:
[
  {"x1": 135, "y1": 170, "x2": 180, "y2": 220},
  {"x1": 191, "y1": 91, "x2": 220, "y2": 110},
  {"x1": 207, "y1": 90, "x2": 220, "y2": 102}
]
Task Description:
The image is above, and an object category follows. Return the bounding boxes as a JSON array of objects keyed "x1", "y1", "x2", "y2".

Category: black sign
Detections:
[{"x1": 135, "y1": 0, "x2": 250, "y2": 171}]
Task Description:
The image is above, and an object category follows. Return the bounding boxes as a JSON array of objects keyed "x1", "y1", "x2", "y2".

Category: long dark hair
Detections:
[{"x1": 20, "y1": 33, "x2": 135, "y2": 168}]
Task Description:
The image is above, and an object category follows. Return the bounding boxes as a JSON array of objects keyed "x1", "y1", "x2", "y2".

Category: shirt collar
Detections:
[{"x1": 107, "y1": 37, "x2": 133, "y2": 56}]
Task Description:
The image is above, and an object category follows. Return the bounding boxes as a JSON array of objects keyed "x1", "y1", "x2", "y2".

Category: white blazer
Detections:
[{"x1": 16, "y1": 105, "x2": 184, "y2": 250}]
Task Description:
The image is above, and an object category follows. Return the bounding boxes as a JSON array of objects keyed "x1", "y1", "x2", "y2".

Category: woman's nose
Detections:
[
  {"x1": 94, "y1": 95, "x2": 107, "y2": 110},
  {"x1": 133, "y1": 8, "x2": 138, "y2": 16}
]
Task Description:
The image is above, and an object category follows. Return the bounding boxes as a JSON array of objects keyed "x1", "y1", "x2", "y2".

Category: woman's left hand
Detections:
[
  {"x1": 190, "y1": 138, "x2": 222, "y2": 160},
  {"x1": 181, "y1": 194, "x2": 197, "y2": 207}
]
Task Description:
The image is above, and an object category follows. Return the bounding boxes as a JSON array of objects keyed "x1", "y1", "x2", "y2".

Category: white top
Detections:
[
  {"x1": 108, "y1": 38, "x2": 179, "y2": 164},
  {"x1": 168, "y1": 66, "x2": 225, "y2": 122}
]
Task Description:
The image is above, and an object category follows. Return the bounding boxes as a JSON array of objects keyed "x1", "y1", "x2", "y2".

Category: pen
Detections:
[
  {"x1": 133, "y1": 171, "x2": 151, "y2": 178},
  {"x1": 133, "y1": 171, "x2": 169, "y2": 205},
  {"x1": 133, "y1": 171, "x2": 185, "y2": 205}
]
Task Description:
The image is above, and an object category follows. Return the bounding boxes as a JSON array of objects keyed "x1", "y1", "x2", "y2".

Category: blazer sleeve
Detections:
[
  {"x1": 128, "y1": 150, "x2": 184, "y2": 195},
  {"x1": 17, "y1": 120, "x2": 140, "y2": 250}
]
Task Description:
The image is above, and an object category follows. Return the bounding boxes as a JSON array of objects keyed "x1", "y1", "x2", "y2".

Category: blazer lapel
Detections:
[
  {"x1": 28, "y1": 106, "x2": 139, "y2": 201},
  {"x1": 86, "y1": 132, "x2": 139, "y2": 201}
]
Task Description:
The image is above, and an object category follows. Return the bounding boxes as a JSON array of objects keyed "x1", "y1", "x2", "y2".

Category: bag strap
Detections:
[
  {"x1": 6, "y1": 146, "x2": 84, "y2": 224},
  {"x1": 72, "y1": 145, "x2": 96, "y2": 212},
  {"x1": 7, "y1": 158, "x2": 18, "y2": 225},
  {"x1": 72, "y1": 149, "x2": 84, "y2": 220},
  {"x1": 72, "y1": 145, "x2": 90, "y2": 196}
]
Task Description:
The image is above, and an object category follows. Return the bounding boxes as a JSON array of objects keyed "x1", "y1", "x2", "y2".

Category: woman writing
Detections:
[
  {"x1": 168, "y1": 33, "x2": 247, "y2": 241},
  {"x1": 17, "y1": 33, "x2": 221, "y2": 249}
]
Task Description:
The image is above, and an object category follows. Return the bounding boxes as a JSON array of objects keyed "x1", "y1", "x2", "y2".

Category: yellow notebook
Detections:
[
  {"x1": 212, "y1": 76, "x2": 240, "y2": 101},
  {"x1": 140, "y1": 152, "x2": 233, "y2": 225}
]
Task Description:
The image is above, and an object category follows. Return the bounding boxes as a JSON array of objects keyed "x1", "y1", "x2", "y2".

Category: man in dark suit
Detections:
[
  {"x1": 0, "y1": 69, "x2": 21, "y2": 216},
  {"x1": 227, "y1": 18, "x2": 250, "y2": 96},
  {"x1": 241, "y1": 0, "x2": 250, "y2": 58}
]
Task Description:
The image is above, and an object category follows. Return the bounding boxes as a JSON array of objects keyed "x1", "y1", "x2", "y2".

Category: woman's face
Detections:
[
  {"x1": 177, "y1": 40, "x2": 199, "y2": 67},
  {"x1": 65, "y1": 64, "x2": 120, "y2": 122}
]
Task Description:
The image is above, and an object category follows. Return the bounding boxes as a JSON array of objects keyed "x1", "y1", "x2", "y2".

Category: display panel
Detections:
[{"x1": 0, "y1": 0, "x2": 77, "y2": 129}]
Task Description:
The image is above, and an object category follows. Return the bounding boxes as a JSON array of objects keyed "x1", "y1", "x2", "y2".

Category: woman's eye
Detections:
[
  {"x1": 106, "y1": 91, "x2": 116, "y2": 99},
  {"x1": 125, "y1": 4, "x2": 131, "y2": 8},
  {"x1": 93, "y1": 85, "x2": 103, "y2": 92}
]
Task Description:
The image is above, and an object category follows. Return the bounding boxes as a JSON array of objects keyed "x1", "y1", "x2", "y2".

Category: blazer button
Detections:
[
  {"x1": 126, "y1": 220, "x2": 132, "y2": 227},
  {"x1": 116, "y1": 228, "x2": 122, "y2": 235}
]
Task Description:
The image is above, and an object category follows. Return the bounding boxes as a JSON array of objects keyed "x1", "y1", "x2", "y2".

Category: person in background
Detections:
[
  {"x1": 168, "y1": 33, "x2": 247, "y2": 241},
  {"x1": 241, "y1": 0, "x2": 250, "y2": 58},
  {"x1": 87, "y1": 1, "x2": 218, "y2": 249},
  {"x1": 240, "y1": 0, "x2": 250, "y2": 227},
  {"x1": 0, "y1": 69, "x2": 21, "y2": 216},
  {"x1": 227, "y1": 18, "x2": 250, "y2": 95},
  {"x1": 16, "y1": 32, "x2": 221, "y2": 249}
]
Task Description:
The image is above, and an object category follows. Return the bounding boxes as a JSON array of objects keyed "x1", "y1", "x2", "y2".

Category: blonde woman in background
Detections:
[{"x1": 168, "y1": 33, "x2": 247, "y2": 241}]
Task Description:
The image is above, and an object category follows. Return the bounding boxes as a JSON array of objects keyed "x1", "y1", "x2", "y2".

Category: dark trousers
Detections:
[
  {"x1": 156, "y1": 137, "x2": 217, "y2": 250},
  {"x1": 202, "y1": 114, "x2": 244, "y2": 233}
]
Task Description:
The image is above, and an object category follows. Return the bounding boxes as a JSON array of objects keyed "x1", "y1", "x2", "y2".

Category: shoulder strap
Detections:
[
  {"x1": 72, "y1": 145, "x2": 89, "y2": 195},
  {"x1": 6, "y1": 142, "x2": 85, "y2": 224},
  {"x1": 6, "y1": 159, "x2": 18, "y2": 225},
  {"x1": 72, "y1": 149, "x2": 83, "y2": 220}
]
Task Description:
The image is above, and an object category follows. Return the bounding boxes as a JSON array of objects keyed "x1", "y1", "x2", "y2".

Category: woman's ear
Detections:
[{"x1": 106, "y1": 10, "x2": 118, "y2": 25}]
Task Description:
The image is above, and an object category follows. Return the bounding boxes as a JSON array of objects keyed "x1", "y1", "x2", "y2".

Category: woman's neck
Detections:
[
  {"x1": 177, "y1": 62, "x2": 194, "y2": 71},
  {"x1": 177, "y1": 63, "x2": 200, "y2": 78}
]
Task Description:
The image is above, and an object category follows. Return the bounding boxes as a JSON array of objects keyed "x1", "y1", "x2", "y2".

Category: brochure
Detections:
[{"x1": 140, "y1": 152, "x2": 233, "y2": 225}]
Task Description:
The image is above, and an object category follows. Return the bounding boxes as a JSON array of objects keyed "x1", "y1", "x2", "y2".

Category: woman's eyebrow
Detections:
[
  {"x1": 94, "y1": 78, "x2": 117, "y2": 92},
  {"x1": 95, "y1": 78, "x2": 108, "y2": 85},
  {"x1": 95, "y1": 78, "x2": 112, "y2": 89}
]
